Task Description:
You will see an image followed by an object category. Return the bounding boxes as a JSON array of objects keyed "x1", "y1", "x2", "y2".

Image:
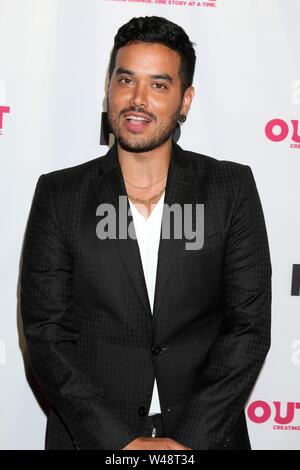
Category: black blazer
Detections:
[{"x1": 20, "y1": 140, "x2": 272, "y2": 450}]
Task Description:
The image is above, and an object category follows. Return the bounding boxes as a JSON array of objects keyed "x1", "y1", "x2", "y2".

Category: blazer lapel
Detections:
[
  {"x1": 97, "y1": 143, "x2": 153, "y2": 322},
  {"x1": 152, "y1": 141, "x2": 195, "y2": 327},
  {"x1": 96, "y1": 140, "x2": 196, "y2": 326}
]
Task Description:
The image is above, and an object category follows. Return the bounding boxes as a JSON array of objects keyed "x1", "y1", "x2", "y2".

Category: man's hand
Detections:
[{"x1": 122, "y1": 437, "x2": 192, "y2": 450}]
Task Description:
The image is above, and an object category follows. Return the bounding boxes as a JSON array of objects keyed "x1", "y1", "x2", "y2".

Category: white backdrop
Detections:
[{"x1": 0, "y1": 0, "x2": 299, "y2": 450}]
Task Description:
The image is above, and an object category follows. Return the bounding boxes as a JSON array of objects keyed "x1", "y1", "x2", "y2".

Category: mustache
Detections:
[{"x1": 120, "y1": 107, "x2": 155, "y2": 121}]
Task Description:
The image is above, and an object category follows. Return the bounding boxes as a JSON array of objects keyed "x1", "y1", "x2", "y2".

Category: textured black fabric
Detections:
[{"x1": 21, "y1": 140, "x2": 271, "y2": 450}]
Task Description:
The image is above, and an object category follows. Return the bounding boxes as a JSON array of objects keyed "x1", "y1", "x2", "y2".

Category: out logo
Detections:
[
  {"x1": 0, "y1": 105, "x2": 10, "y2": 134},
  {"x1": 265, "y1": 119, "x2": 300, "y2": 148},
  {"x1": 248, "y1": 401, "x2": 300, "y2": 424}
]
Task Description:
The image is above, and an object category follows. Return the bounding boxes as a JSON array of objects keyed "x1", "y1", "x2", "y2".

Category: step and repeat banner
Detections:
[{"x1": 0, "y1": 0, "x2": 299, "y2": 450}]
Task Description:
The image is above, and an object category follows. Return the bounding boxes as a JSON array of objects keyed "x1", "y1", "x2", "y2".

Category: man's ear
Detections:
[{"x1": 181, "y1": 86, "x2": 195, "y2": 114}]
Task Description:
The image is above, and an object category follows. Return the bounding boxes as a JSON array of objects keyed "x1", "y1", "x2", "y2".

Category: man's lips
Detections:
[
  {"x1": 123, "y1": 111, "x2": 152, "y2": 122},
  {"x1": 123, "y1": 112, "x2": 153, "y2": 133}
]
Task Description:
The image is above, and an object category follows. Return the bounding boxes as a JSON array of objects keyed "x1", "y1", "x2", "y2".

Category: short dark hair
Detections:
[{"x1": 108, "y1": 16, "x2": 196, "y2": 97}]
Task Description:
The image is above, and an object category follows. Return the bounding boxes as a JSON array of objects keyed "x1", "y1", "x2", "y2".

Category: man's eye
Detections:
[
  {"x1": 119, "y1": 78, "x2": 132, "y2": 84},
  {"x1": 153, "y1": 83, "x2": 167, "y2": 89}
]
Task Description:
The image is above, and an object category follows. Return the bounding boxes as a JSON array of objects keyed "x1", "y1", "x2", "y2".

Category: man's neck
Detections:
[{"x1": 117, "y1": 139, "x2": 172, "y2": 187}]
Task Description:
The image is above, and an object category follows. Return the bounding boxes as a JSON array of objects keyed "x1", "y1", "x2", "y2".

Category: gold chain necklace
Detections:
[
  {"x1": 124, "y1": 174, "x2": 167, "y2": 189},
  {"x1": 128, "y1": 186, "x2": 166, "y2": 204}
]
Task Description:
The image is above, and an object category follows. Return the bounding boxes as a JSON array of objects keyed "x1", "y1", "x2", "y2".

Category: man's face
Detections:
[{"x1": 107, "y1": 42, "x2": 194, "y2": 153}]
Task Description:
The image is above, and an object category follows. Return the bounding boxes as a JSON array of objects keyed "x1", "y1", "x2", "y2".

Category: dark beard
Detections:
[
  {"x1": 116, "y1": 120, "x2": 176, "y2": 153},
  {"x1": 107, "y1": 100, "x2": 182, "y2": 153}
]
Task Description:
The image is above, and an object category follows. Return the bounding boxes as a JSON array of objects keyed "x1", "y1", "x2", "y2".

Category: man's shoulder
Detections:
[
  {"x1": 185, "y1": 147, "x2": 249, "y2": 175},
  {"x1": 177, "y1": 146, "x2": 254, "y2": 202},
  {"x1": 180, "y1": 146, "x2": 251, "y2": 190},
  {"x1": 39, "y1": 152, "x2": 108, "y2": 186}
]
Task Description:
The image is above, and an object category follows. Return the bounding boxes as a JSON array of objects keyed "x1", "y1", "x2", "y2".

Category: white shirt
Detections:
[{"x1": 128, "y1": 191, "x2": 165, "y2": 416}]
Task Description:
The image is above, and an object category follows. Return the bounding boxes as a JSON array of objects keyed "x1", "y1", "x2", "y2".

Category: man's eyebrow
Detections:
[
  {"x1": 115, "y1": 67, "x2": 135, "y2": 77},
  {"x1": 115, "y1": 67, "x2": 174, "y2": 83},
  {"x1": 150, "y1": 73, "x2": 173, "y2": 83}
]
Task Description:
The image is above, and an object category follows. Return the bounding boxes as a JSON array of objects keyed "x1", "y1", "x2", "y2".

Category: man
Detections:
[{"x1": 21, "y1": 16, "x2": 271, "y2": 450}]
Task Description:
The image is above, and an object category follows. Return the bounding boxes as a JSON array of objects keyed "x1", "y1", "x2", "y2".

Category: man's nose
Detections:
[{"x1": 129, "y1": 83, "x2": 148, "y2": 109}]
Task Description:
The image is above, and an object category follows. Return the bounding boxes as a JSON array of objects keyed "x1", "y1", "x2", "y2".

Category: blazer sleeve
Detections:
[
  {"x1": 171, "y1": 165, "x2": 272, "y2": 450},
  {"x1": 20, "y1": 174, "x2": 141, "y2": 450}
]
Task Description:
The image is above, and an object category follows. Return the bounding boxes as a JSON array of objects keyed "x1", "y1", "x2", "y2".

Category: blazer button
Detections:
[
  {"x1": 138, "y1": 406, "x2": 147, "y2": 417},
  {"x1": 224, "y1": 437, "x2": 231, "y2": 449},
  {"x1": 152, "y1": 346, "x2": 162, "y2": 356},
  {"x1": 73, "y1": 440, "x2": 80, "y2": 450}
]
